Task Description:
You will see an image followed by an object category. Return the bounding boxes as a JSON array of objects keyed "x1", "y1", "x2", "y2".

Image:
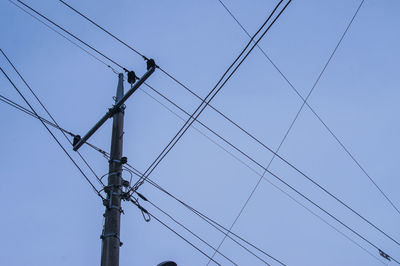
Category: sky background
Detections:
[{"x1": 0, "y1": 0, "x2": 399, "y2": 265}]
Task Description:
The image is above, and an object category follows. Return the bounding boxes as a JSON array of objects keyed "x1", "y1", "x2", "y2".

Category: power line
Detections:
[
  {"x1": 55, "y1": 0, "x2": 288, "y2": 191},
  {"x1": 9, "y1": 0, "x2": 396, "y2": 262},
  {"x1": 129, "y1": 198, "x2": 222, "y2": 266},
  {"x1": 142, "y1": 78, "x2": 400, "y2": 251},
  {"x1": 211, "y1": 0, "x2": 397, "y2": 260},
  {"x1": 0, "y1": 94, "x2": 74, "y2": 136},
  {"x1": 0, "y1": 80, "x2": 382, "y2": 263},
  {"x1": 126, "y1": 163, "x2": 398, "y2": 264},
  {"x1": 58, "y1": 0, "x2": 148, "y2": 62},
  {"x1": 11, "y1": 0, "x2": 400, "y2": 249},
  {"x1": 0, "y1": 49, "x2": 105, "y2": 188},
  {"x1": 130, "y1": 175, "x2": 284, "y2": 265},
  {"x1": 3, "y1": 83, "x2": 384, "y2": 265},
  {"x1": 24, "y1": 0, "x2": 397, "y2": 250},
  {"x1": 136, "y1": 85, "x2": 387, "y2": 265},
  {"x1": 126, "y1": 163, "x2": 392, "y2": 264},
  {"x1": 0, "y1": 67, "x2": 104, "y2": 199},
  {"x1": 8, "y1": 0, "x2": 118, "y2": 74},
  {"x1": 132, "y1": 0, "x2": 291, "y2": 193},
  {"x1": 52, "y1": 0, "x2": 399, "y2": 231},
  {"x1": 133, "y1": 192, "x2": 239, "y2": 265},
  {"x1": 0, "y1": 92, "x2": 111, "y2": 162},
  {"x1": 13, "y1": 0, "x2": 128, "y2": 72},
  {"x1": 0, "y1": 88, "x2": 280, "y2": 265},
  {"x1": 6, "y1": 82, "x2": 384, "y2": 265},
  {"x1": 138, "y1": 86, "x2": 263, "y2": 177},
  {"x1": 0, "y1": 79, "x2": 389, "y2": 264}
]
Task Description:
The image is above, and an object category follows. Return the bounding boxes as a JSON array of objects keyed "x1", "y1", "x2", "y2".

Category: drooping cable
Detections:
[
  {"x1": 133, "y1": 192, "x2": 239, "y2": 265},
  {"x1": 129, "y1": 198, "x2": 222, "y2": 266},
  {"x1": 131, "y1": 181, "x2": 283, "y2": 264},
  {"x1": 0, "y1": 67, "x2": 104, "y2": 199}
]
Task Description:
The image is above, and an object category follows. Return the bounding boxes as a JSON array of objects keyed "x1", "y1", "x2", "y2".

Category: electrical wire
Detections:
[
  {"x1": 101, "y1": 149, "x2": 279, "y2": 264},
  {"x1": 13, "y1": 0, "x2": 128, "y2": 72},
  {"x1": 7, "y1": 0, "x2": 399, "y2": 251},
  {"x1": 211, "y1": 0, "x2": 395, "y2": 261},
  {"x1": 0, "y1": 93, "x2": 110, "y2": 162},
  {"x1": 141, "y1": 79, "x2": 400, "y2": 251},
  {"x1": 127, "y1": 164, "x2": 398, "y2": 264},
  {"x1": 9, "y1": 0, "x2": 396, "y2": 262},
  {"x1": 134, "y1": 192, "x2": 239, "y2": 265},
  {"x1": 8, "y1": 0, "x2": 118, "y2": 75},
  {"x1": 125, "y1": 163, "x2": 390, "y2": 265},
  {"x1": 129, "y1": 198, "x2": 222, "y2": 266},
  {"x1": 54, "y1": 0, "x2": 399, "y2": 235},
  {"x1": 1, "y1": 90, "x2": 385, "y2": 264},
  {"x1": 138, "y1": 86, "x2": 263, "y2": 177},
  {"x1": 0, "y1": 49, "x2": 105, "y2": 188},
  {"x1": 26, "y1": 0, "x2": 398, "y2": 250},
  {"x1": 132, "y1": 183, "x2": 283, "y2": 264},
  {"x1": 135, "y1": 85, "x2": 387, "y2": 265},
  {"x1": 58, "y1": 0, "x2": 148, "y2": 62},
  {"x1": 132, "y1": 0, "x2": 291, "y2": 193},
  {"x1": 0, "y1": 67, "x2": 104, "y2": 199},
  {"x1": 0, "y1": 94, "x2": 75, "y2": 136}
]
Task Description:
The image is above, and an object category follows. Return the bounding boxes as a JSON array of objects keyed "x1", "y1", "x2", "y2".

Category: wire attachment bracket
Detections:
[
  {"x1": 379, "y1": 249, "x2": 391, "y2": 261},
  {"x1": 72, "y1": 65, "x2": 156, "y2": 151}
]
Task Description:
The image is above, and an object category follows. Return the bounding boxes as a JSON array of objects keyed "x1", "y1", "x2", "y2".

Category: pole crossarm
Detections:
[{"x1": 73, "y1": 64, "x2": 156, "y2": 151}]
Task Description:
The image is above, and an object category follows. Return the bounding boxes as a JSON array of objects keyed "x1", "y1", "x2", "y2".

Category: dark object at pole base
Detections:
[{"x1": 157, "y1": 261, "x2": 177, "y2": 266}]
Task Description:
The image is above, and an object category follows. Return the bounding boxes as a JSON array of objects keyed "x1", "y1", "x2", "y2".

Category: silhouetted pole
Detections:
[
  {"x1": 72, "y1": 61, "x2": 156, "y2": 266},
  {"x1": 101, "y1": 73, "x2": 125, "y2": 266}
]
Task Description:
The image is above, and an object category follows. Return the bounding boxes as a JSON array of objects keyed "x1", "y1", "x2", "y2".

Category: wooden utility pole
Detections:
[
  {"x1": 100, "y1": 73, "x2": 125, "y2": 266},
  {"x1": 72, "y1": 60, "x2": 156, "y2": 266}
]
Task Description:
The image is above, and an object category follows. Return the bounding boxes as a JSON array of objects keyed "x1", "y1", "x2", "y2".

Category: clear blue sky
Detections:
[{"x1": 0, "y1": 0, "x2": 399, "y2": 265}]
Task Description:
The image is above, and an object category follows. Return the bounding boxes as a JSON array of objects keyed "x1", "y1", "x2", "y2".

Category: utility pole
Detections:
[
  {"x1": 72, "y1": 60, "x2": 156, "y2": 266},
  {"x1": 100, "y1": 73, "x2": 125, "y2": 266}
]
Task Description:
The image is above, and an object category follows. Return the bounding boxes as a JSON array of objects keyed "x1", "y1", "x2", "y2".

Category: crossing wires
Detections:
[
  {"x1": 0, "y1": 63, "x2": 104, "y2": 199},
  {"x1": 7, "y1": 0, "x2": 400, "y2": 262},
  {"x1": 131, "y1": 0, "x2": 292, "y2": 192}
]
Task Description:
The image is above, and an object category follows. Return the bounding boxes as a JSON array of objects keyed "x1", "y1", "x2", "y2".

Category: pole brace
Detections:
[{"x1": 73, "y1": 64, "x2": 155, "y2": 152}]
